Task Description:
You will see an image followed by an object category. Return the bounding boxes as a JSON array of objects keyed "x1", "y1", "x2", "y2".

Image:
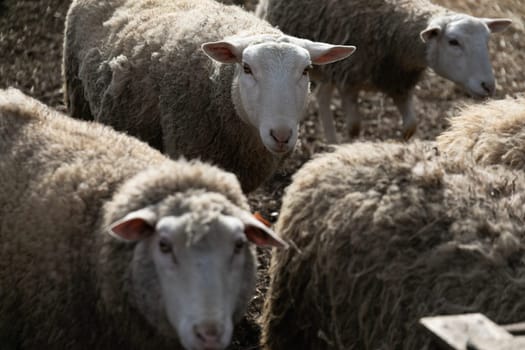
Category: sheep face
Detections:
[
  {"x1": 237, "y1": 42, "x2": 310, "y2": 154},
  {"x1": 109, "y1": 200, "x2": 287, "y2": 350},
  {"x1": 421, "y1": 15, "x2": 511, "y2": 98},
  {"x1": 202, "y1": 35, "x2": 355, "y2": 155}
]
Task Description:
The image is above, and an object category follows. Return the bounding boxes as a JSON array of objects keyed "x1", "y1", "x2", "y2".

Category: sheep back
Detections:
[
  {"x1": 63, "y1": 0, "x2": 283, "y2": 192},
  {"x1": 437, "y1": 96, "x2": 525, "y2": 171},
  {"x1": 261, "y1": 141, "x2": 525, "y2": 350}
]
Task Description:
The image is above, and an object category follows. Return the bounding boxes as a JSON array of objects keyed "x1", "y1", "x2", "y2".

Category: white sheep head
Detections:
[
  {"x1": 202, "y1": 34, "x2": 355, "y2": 155},
  {"x1": 421, "y1": 14, "x2": 511, "y2": 98},
  {"x1": 108, "y1": 198, "x2": 287, "y2": 350}
]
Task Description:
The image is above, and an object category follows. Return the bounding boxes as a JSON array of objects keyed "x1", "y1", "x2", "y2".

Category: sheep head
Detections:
[
  {"x1": 202, "y1": 34, "x2": 355, "y2": 155},
  {"x1": 421, "y1": 14, "x2": 511, "y2": 98},
  {"x1": 108, "y1": 192, "x2": 287, "y2": 350}
]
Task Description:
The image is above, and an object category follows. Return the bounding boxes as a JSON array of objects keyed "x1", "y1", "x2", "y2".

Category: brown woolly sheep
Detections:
[
  {"x1": 257, "y1": 0, "x2": 511, "y2": 142},
  {"x1": 0, "y1": 88, "x2": 287, "y2": 350},
  {"x1": 63, "y1": 0, "x2": 354, "y2": 192},
  {"x1": 437, "y1": 96, "x2": 525, "y2": 170},
  {"x1": 261, "y1": 141, "x2": 525, "y2": 350}
]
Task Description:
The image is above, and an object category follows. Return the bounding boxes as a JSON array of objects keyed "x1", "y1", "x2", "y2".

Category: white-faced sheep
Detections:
[
  {"x1": 62, "y1": 0, "x2": 355, "y2": 192},
  {"x1": 437, "y1": 96, "x2": 525, "y2": 170},
  {"x1": 0, "y1": 88, "x2": 287, "y2": 350},
  {"x1": 261, "y1": 141, "x2": 525, "y2": 350},
  {"x1": 257, "y1": 0, "x2": 512, "y2": 142}
]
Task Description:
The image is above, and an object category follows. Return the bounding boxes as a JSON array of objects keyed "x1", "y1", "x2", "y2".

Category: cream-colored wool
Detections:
[
  {"x1": 261, "y1": 141, "x2": 525, "y2": 350},
  {"x1": 0, "y1": 88, "x2": 261, "y2": 349},
  {"x1": 437, "y1": 96, "x2": 525, "y2": 170}
]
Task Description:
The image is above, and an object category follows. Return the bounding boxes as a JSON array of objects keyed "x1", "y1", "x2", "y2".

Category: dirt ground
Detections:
[{"x1": 1, "y1": 0, "x2": 524, "y2": 349}]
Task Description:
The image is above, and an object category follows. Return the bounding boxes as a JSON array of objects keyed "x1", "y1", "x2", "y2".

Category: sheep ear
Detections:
[
  {"x1": 108, "y1": 208, "x2": 157, "y2": 242},
  {"x1": 240, "y1": 212, "x2": 288, "y2": 249},
  {"x1": 484, "y1": 18, "x2": 512, "y2": 33},
  {"x1": 420, "y1": 26, "x2": 442, "y2": 42},
  {"x1": 306, "y1": 43, "x2": 356, "y2": 65},
  {"x1": 201, "y1": 41, "x2": 244, "y2": 64}
]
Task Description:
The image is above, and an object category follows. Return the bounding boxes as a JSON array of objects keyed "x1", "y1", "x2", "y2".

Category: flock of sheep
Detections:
[{"x1": 0, "y1": 0, "x2": 523, "y2": 349}]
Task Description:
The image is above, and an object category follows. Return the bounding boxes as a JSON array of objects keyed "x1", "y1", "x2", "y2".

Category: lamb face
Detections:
[
  {"x1": 422, "y1": 15, "x2": 511, "y2": 98},
  {"x1": 109, "y1": 194, "x2": 287, "y2": 350}
]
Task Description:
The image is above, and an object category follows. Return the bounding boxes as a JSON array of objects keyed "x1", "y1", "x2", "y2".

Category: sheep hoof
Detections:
[{"x1": 402, "y1": 124, "x2": 417, "y2": 141}]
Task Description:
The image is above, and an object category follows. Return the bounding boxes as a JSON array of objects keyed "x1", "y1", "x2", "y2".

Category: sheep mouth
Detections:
[
  {"x1": 468, "y1": 90, "x2": 491, "y2": 99},
  {"x1": 464, "y1": 85, "x2": 494, "y2": 99},
  {"x1": 267, "y1": 144, "x2": 293, "y2": 155}
]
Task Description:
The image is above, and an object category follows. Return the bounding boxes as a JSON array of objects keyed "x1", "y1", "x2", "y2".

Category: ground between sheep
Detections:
[{"x1": 1, "y1": 0, "x2": 524, "y2": 349}]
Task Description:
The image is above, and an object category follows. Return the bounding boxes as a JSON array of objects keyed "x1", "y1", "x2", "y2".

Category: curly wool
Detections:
[
  {"x1": 437, "y1": 96, "x2": 525, "y2": 171},
  {"x1": 261, "y1": 141, "x2": 525, "y2": 350}
]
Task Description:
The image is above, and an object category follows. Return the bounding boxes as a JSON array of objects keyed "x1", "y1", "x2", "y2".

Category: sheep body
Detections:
[
  {"x1": 257, "y1": 0, "x2": 511, "y2": 141},
  {"x1": 261, "y1": 141, "x2": 525, "y2": 350},
  {"x1": 0, "y1": 88, "x2": 281, "y2": 350},
  {"x1": 437, "y1": 96, "x2": 525, "y2": 170},
  {"x1": 63, "y1": 0, "x2": 354, "y2": 192}
]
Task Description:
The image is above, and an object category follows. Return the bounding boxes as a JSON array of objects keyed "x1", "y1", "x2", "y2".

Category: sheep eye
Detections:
[
  {"x1": 243, "y1": 63, "x2": 252, "y2": 75},
  {"x1": 159, "y1": 238, "x2": 172, "y2": 254},
  {"x1": 448, "y1": 39, "x2": 460, "y2": 47},
  {"x1": 233, "y1": 239, "x2": 245, "y2": 254},
  {"x1": 302, "y1": 65, "x2": 312, "y2": 76}
]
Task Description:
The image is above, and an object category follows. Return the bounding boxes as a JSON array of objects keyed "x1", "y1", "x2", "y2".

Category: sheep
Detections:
[
  {"x1": 260, "y1": 141, "x2": 525, "y2": 350},
  {"x1": 437, "y1": 96, "x2": 525, "y2": 170},
  {"x1": 257, "y1": 0, "x2": 512, "y2": 142},
  {"x1": 62, "y1": 0, "x2": 355, "y2": 192},
  {"x1": 0, "y1": 88, "x2": 288, "y2": 350}
]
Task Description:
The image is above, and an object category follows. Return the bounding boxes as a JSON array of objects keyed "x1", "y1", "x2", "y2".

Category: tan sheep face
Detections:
[
  {"x1": 109, "y1": 206, "x2": 286, "y2": 350},
  {"x1": 202, "y1": 35, "x2": 355, "y2": 155},
  {"x1": 421, "y1": 15, "x2": 511, "y2": 98}
]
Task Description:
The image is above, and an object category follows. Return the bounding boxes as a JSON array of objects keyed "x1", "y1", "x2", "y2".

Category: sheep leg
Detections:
[
  {"x1": 393, "y1": 92, "x2": 417, "y2": 141},
  {"x1": 340, "y1": 87, "x2": 361, "y2": 138},
  {"x1": 315, "y1": 83, "x2": 337, "y2": 143},
  {"x1": 63, "y1": 56, "x2": 94, "y2": 121}
]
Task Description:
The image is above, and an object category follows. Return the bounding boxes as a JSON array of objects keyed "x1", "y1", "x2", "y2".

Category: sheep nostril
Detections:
[
  {"x1": 270, "y1": 129, "x2": 292, "y2": 144},
  {"x1": 193, "y1": 322, "x2": 223, "y2": 345}
]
